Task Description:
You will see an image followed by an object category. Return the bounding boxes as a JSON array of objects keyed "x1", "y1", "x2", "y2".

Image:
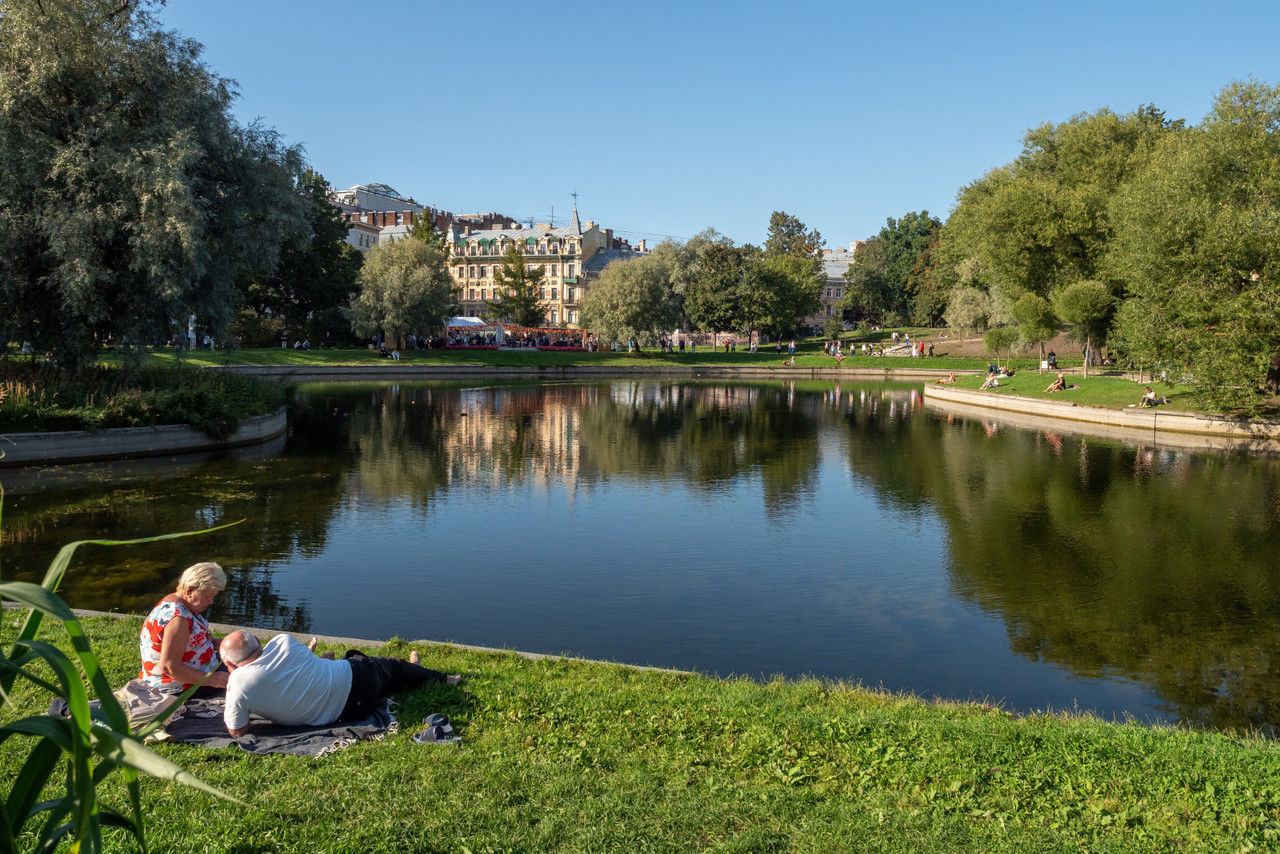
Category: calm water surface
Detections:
[{"x1": 7, "y1": 379, "x2": 1280, "y2": 733}]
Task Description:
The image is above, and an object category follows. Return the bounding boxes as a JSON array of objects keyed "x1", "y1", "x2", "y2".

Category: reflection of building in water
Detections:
[{"x1": 440, "y1": 385, "x2": 598, "y2": 492}]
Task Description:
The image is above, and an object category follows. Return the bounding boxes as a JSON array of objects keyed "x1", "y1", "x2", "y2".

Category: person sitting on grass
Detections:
[
  {"x1": 1045, "y1": 373, "x2": 1067, "y2": 393},
  {"x1": 980, "y1": 373, "x2": 1000, "y2": 390},
  {"x1": 1137, "y1": 386, "x2": 1168, "y2": 407},
  {"x1": 219, "y1": 631, "x2": 460, "y2": 737}
]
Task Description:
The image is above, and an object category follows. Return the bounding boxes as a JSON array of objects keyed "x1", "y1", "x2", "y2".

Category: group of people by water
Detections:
[{"x1": 136, "y1": 562, "x2": 460, "y2": 737}]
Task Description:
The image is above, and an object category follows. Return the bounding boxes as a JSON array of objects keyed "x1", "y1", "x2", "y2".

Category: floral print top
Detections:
[{"x1": 138, "y1": 599, "x2": 220, "y2": 690}]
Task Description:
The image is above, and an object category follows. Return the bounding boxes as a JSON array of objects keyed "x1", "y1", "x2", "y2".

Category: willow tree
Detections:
[
  {"x1": 0, "y1": 0, "x2": 307, "y2": 369},
  {"x1": 348, "y1": 238, "x2": 454, "y2": 349}
]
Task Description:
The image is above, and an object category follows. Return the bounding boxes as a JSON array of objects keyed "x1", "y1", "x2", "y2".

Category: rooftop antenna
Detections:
[{"x1": 550, "y1": 205, "x2": 554, "y2": 227}]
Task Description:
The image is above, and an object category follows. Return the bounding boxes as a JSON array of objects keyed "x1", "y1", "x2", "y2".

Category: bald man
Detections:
[{"x1": 219, "y1": 631, "x2": 459, "y2": 737}]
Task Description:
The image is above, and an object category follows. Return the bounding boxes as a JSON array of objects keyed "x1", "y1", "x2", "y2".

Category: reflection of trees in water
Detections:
[
  {"x1": 0, "y1": 413, "x2": 360, "y2": 630},
  {"x1": 344, "y1": 381, "x2": 825, "y2": 518},
  {"x1": 844, "y1": 408, "x2": 1280, "y2": 731},
  {"x1": 5, "y1": 380, "x2": 826, "y2": 629},
  {"x1": 574, "y1": 382, "x2": 821, "y2": 517}
]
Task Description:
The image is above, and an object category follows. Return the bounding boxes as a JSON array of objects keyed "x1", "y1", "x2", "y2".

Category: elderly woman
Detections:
[{"x1": 138, "y1": 561, "x2": 229, "y2": 693}]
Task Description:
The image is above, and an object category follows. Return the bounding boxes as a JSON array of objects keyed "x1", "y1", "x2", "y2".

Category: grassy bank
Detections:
[
  {"x1": 147, "y1": 345, "x2": 1015, "y2": 372},
  {"x1": 0, "y1": 361, "x2": 287, "y2": 438},
  {"x1": 4, "y1": 615, "x2": 1280, "y2": 851},
  {"x1": 940, "y1": 371, "x2": 1196, "y2": 411}
]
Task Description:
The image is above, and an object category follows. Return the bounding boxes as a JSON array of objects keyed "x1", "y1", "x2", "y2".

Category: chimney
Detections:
[{"x1": 491, "y1": 223, "x2": 503, "y2": 230}]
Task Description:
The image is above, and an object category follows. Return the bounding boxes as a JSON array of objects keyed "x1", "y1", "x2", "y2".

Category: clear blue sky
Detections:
[{"x1": 158, "y1": 0, "x2": 1280, "y2": 248}]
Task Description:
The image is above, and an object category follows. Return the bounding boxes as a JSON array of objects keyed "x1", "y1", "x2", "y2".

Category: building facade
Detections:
[
  {"x1": 804, "y1": 243, "x2": 863, "y2": 329},
  {"x1": 448, "y1": 206, "x2": 646, "y2": 328}
]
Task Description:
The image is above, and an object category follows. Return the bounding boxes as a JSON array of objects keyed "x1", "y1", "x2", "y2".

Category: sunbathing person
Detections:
[
  {"x1": 1137, "y1": 386, "x2": 1168, "y2": 407},
  {"x1": 1045, "y1": 373, "x2": 1067, "y2": 392},
  {"x1": 935, "y1": 372, "x2": 958, "y2": 384},
  {"x1": 219, "y1": 630, "x2": 460, "y2": 737}
]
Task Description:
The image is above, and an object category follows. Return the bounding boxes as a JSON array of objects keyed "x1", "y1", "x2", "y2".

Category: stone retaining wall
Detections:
[
  {"x1": 0, "y1": 407, "x2": 288, "y2": 467},
  {"x1": 924, "y1": 385, "x2": 1280, "y2": 450}
]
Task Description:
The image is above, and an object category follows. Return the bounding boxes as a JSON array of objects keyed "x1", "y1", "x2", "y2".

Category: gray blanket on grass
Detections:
[{"x1": 49, "y1": 695, "x2": 395, "y2": 757}]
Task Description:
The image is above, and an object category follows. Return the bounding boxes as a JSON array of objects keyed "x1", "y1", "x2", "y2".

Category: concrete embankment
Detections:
[
  {"x1": 222, "y1": 363, "x2": 966, "y2": 383},
  {"x1": 924, "y1": 385, "x2": 1280, "y2": 452},
  {"x1": 0, "y1": 406, "x2": 288, "y2": 467}
]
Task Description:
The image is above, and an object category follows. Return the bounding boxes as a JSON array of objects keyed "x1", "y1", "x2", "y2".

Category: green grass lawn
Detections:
[
  {"x1": 142, "y1": 344, "x2": 1018, "y2": 373},
  {"x1": 939, "y1": 371, "x2": 1196, "y2": 411},
  {"x1": 5, "y1": 615, "x2": 1280, "y2": 852}
]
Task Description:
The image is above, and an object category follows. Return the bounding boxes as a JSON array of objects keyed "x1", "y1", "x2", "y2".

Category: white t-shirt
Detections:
[{"x1": 223, "y1": 635, "x2": 352, "y2": 730}]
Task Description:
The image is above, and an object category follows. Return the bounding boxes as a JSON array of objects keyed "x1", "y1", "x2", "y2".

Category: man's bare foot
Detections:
[
  {"x1": 446, "y1": 674, "x2": 462, "y2": 686},
  {"x1": 409, "y1": 650, "x2": 420, "y2": 665},
  {"x1": 308, "y1": 636, "x2": 318, "y2": 652}
]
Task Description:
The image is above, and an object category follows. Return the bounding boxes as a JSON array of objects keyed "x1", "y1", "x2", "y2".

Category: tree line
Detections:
[
  {"x1": 843, "y1": 82, "x2": 1280, "y2": 411},
  {"x1": 0, "y1": 0, "x2": 366, "y2": 370},
  {"x1": 579, "y1": 212, "x2": 826, "y2": 345}
]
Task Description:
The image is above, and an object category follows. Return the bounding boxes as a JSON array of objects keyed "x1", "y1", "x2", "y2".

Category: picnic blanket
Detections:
[{"x1": 49, "y1": 694, "x2": 396, "y2": 758}]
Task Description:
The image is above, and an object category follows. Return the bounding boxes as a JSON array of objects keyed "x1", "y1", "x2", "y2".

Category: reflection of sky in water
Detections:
[
  {"x1": 264, "y1": 391, "x2": 1181, "y2": 727},
  {"x1": 14, "y1": 379, "x2": 1280, "y2": 731}
]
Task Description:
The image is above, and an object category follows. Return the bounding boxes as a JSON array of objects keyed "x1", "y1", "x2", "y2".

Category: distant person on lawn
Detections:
[
  {"x1": 219, "y1": 631, "x2": 460, "y2": 737},
  {"x1": 1137, "y1": 387, "x2": 1167, "y2": 407}
]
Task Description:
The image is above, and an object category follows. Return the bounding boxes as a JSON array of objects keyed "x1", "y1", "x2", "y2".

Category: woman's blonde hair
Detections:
[{"x1": 176, "y1": 561, "x2": 227, "y2": 594}]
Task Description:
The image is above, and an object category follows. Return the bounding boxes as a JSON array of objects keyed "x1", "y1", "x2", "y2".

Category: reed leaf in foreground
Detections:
[{"x1": 1, "y1": 515, "x2": 244, "y2": 853}]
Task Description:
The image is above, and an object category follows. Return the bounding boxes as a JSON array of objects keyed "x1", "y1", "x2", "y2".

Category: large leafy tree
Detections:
[
  {"x1": 683, "y1": 242, "x2": 747, "y2": 333},
  {"x1": 840, "y1": 211, "x2": 941, "y2": 325},
  {"x1": 241, "y1": 169, "x2": 362, "y2": 345},
  {"x1": 743, "y1": 254, "x2": 823, "y2": 338},
  {"x1": 487, "y1": 245, "x2": 545, "y2": 327},
  {"x1": 1108, "y1": 80, "x2": 1280, "y2": 409},
  {"x1": 0, "y1": 0, "x2": 307, "y2": 369},
  {"x1": 763, "y1": 211, "x2": 823, "y2": 263},
  {"x1": 1053, "y1": 279, "x2": 1115, "y2": 376},
  {"x1": 348, "y1": 238, "x2": 454, "y2": 349},
  {"x1": 940, "y1": 105, "x2": 1182, "y2": 318},
  {"x1": 580, "y1": 251, "x2": 682, "y2": 344}
]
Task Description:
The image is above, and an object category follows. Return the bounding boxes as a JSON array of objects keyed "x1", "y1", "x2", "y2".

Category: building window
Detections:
[
  {"x1": 550, "y1": 242, "x2": 560, "y2": 253},
  {"x1": 567, "y1": 242, "x2": 576, "y2": 253},
  {"x1": 551, "y1": 288, "x2": 558, "y2": 300},
  {"x1": 567, "y1": 287, "x2": 575, "y2": 302},
  {"x1": 456, "y1": 266, "x2": 463, "y2": 278},
  {"x1": 550, "y1": 265, "x2": 558, "y2": 276},
  {"x1": 468, "y1": 266, "x2": 476, "y2": 277},
  {"x1": 538, "y1": 243, "x2": 546, "y2": 254},
  {"x1": 567, "y1": 264, "x2": 575, "y2": 277},
  {"x1": 569, "y1": 310, "x2": 577, "y2": 323},
  {"x1": 479, "y1": 266, "x2": 487, "y2": 277},
  {"x1": 469, "y1": 289, "x2": 476, "y2": 300}
]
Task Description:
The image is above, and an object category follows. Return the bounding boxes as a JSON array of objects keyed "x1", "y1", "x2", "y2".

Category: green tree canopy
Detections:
[
  {"x1": 1053, "y1": 279, "x2": 1115, "y2": 375},
  {"x1": 763, "y1": 211, "x2": 823, "y2": 263},
  {"x1": 0, "y1": 0, "x2": 308, "y2": 369},
  {"x1": 1108, "y1": 80, "x2": 1280, "y2": 409},
  {"x1": 579, "y1": 251, "x2": 682, "y2": 344},
  {"x1": 940, "y1": 105, "x2": 1182, "y2": 309},
  {"x1": 240, "y1": 169, "x2": 362, "y2": 345},
  {"x1": 1011, "y1": 292, "x2": 1059, "y2": 360},
  {"x1": 683, "y1": 242, "x2": 748, "y2": 333},
  {"x1": 487, "y1": 245, "x2": 546, "y2": 327},
  {"x1": 348, "y1": 238, "x2": 454, "y2": 349}
]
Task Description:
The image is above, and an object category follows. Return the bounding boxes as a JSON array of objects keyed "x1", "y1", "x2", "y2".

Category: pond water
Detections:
[{"x1": 7, "y1": 379, "x2": 1280, "y2": 733}]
